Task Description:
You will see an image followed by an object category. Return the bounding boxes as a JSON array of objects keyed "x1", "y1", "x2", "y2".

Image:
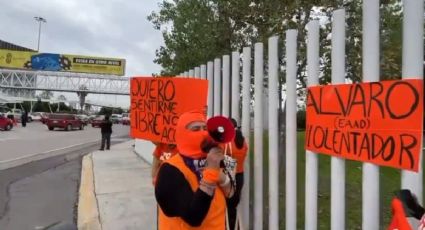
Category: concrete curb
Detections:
[{"x1": 77, "y1": 154, "x2": 102, "y2": 230}]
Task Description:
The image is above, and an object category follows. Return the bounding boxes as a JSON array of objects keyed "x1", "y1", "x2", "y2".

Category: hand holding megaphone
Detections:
[{"x1": 205, "y1": 147, "x2": 225, "y2": 169}]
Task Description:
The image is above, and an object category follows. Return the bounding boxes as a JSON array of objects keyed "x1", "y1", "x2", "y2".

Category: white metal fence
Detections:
[{"x1": 179, "y1": 0, "x2": 423, "y2": 229}]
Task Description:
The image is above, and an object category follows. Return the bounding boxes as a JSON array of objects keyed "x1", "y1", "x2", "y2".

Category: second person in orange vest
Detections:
[
  {"x1": 151, "y1": 142, "x2": 179, "y2": 185},
  {"x1": 225, "y1": 118, "x2": 248, "y2": 230}
]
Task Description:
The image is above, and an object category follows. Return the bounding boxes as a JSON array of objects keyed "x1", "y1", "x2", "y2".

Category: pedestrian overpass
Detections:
[{"x1": 0, "y1": 69, "x2": 130, "y2": 95}]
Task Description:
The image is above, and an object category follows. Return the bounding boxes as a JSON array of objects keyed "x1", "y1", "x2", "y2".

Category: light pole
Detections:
[{"x1": 34, "y1": 16, "x2": 46, "y2": 52}]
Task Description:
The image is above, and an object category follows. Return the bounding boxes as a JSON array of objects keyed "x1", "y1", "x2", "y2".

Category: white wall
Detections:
[{"x1": 134, "y1": 139, "x2": 156, "y2": 164}]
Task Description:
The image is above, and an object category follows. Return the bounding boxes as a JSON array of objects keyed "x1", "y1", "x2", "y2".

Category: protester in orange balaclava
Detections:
[{"x1": 154, "y1": 111, "x2": 234, "y2": 230}]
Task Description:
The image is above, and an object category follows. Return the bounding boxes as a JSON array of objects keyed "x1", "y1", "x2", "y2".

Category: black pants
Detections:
[
  {"x1": 226, "y1": 173, "x2": 244, "y2": 230},
  {"x1": 101, "y1": 133, "x2": 111, "y2": 150}
]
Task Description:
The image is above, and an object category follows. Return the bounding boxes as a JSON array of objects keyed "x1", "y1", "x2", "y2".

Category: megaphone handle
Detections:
[{"x1": 220, "y1": 160, "x2": 225, "y2": 168}]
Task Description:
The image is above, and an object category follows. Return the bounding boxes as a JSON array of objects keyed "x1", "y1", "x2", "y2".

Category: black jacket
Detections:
[{"x1": 101, "y1": 120, "x2": 112, "y2": 133}]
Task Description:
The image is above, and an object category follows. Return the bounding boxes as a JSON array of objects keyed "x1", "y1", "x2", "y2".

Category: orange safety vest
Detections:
[{"x1": 158, "y1": 154, "x2": 226, "y2": 230}]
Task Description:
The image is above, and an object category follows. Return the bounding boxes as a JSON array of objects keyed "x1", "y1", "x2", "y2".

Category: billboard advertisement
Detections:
[{"x1": 0, "y1": 49, "x2": 125, "y2": 76}]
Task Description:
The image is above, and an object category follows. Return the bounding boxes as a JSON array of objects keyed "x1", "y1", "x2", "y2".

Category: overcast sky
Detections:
[{"x1": 0, "y1": 0, "x2": 164, "y2": 107}]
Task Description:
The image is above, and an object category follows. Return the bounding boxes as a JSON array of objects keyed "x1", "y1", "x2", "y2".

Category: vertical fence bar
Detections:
[
  {"x1": 268, "y1": 36, "x2": 279, "y2": 230},
  {"x1": 189, "y1": 69, "x2": 194, "y2": 78},
  {"x1": 207, "y1": 61, "x2": 214, "y2": 118},
  {"x1": 305, "y1": 20, "x2": 319, "y2": 230},
  {"x1": 362, "y1": 1, "x2": 380, "y2": 229},
  {"x1": 401, "y1": 1, "x2": 424, "y2": 226},
  {"x1": 254, "y1": 42, "x2": 264, "y2": 230},
  {"x1": 240, "y1": 47, "x2": 251, "y2": 230},
  {"x1": 222, "y1": 55, "x2": 230, "y2": 117},
  {"x1": 201, "y1": 64, "x2": 207, "y2": 80},
  {"x1": 331, "y1": 9, "x2": 346, "y2": 230},
  {"x1": 286, "y1": 29, "x2": 298, "y2": 230},
  {"x1": 214, "y1": 58, "x2": 221, "y2": 116},
  {"x1": 195, "y1": 67, "x2": 200, "y2": 79},
  {"x1": 184, "y1": 71, "x2": 188, "y2": 77},
  {"x1": 231, "y1": 51, "x2": 240, "y2": 121}
]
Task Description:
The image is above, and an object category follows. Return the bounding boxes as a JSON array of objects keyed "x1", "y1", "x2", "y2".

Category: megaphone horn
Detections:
[{"x1": 206, "y1": 116, "x2": 236, "y2": 143}]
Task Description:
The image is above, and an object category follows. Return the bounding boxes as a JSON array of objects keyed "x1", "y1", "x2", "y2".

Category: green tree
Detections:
[
  {"x1": 148, "y1": 0, "x2": 242, "y2": 75},
  {"x1": 98, "y1": 107, "x2": 124, "y2": 115},
  {"x1": 56, "y1": 95, "x2": 67, "y2": 112},
  {"x1": 57, "y1": 94, "x2": 67, "y2": 102},
  {"x1": 39, "y1": 90, "x2": 53, "y2": 100}
]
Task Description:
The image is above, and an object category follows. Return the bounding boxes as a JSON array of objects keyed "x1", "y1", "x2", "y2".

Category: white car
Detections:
[
  {"x1": 29, "y1": 112, "x2": 43, "y2": 121},
  {"x1": 111, "y1": 114, "x2": 123, "y2": 124}
]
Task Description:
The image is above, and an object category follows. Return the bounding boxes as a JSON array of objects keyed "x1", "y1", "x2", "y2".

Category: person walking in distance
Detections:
[
  {"x1": 99, "y1": 115, "x2": 113, "y2": 151},
  {"x1": 21, "y1": 110, "x2": 28, "y2": 127}
]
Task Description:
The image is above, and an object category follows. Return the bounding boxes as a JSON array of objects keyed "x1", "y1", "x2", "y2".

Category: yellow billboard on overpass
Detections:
[{"x1": 0, "y1": 49, "x2": 126, "y2": 76}]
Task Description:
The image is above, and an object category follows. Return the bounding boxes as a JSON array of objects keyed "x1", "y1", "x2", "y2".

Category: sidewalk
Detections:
[{"x1": 77, "y1": 140, "x2": 157, "y2": 230}]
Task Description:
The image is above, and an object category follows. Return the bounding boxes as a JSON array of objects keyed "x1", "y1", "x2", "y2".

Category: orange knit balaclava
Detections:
[{"x1": 175, "y1": 111, "x2": 210, "y2": 159}]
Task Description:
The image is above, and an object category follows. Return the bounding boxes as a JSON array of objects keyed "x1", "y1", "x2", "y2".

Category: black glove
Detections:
[{"x1": 397, "y1": 189, "x2": 425, "y2": 220}]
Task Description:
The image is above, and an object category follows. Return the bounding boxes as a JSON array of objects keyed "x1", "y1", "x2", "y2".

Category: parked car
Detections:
[
  {"x1": 6, "y1": 109, "x2": 22, "y2": 122},
  {"x1": 29, "y1": 112, "x2": 44, "y2": 121},
  {"x1": 46, "y1": 114, "x2": 85, "y2": 131},
  {"x1": 40, "y1": 113, "x2": 49, "y2": 124},
  {"x1": 110, "y1": 114, "x2": 122, "y2": 124},
  {"x1": 0, "y1": 114, "x2": 13, "y2": 131},
  {"x1": 76, "y1": 114, "x2": 90, "y2": 126},
  {"x1": 91, "y1": 116, "x2": 105, "y2": 128},
  {"x1": 122, "y1": 113, "x2": 130, "y2": 125},
  {"x1": 88, "y1": 115, "x2": 97, "y2": 123}
]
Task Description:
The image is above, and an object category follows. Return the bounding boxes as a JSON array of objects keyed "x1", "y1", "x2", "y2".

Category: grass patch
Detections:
[{"x1": 248, "y1": 131, "x2": 424, "y2": 229}]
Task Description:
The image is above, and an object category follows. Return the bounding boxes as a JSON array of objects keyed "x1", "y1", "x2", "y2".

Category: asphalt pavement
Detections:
[
  {"x1": 0, "y1": 121, "x2": 130, "y2": 164},
  {"x1": 0, "y1": 122, "x2": 131, "y2": 230}
]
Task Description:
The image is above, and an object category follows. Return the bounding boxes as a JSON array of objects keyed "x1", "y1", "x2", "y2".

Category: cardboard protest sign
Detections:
[
  {"x1": 130, "y1": 77, "x2": 208, "y2": 143},
  {"x1": 305, "y1": 79, "x2": 423, "y2": 171}
]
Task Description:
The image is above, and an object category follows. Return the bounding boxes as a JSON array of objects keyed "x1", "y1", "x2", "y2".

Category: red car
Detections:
[
  {"x1": 0, "y1": 114, "x2": 13, "y2": 131},
  {"x1": 91, "y1": 116, "x2": 105, "y2": 128},
  {"x1": 41, "y1": 113, "x2": 49, "y2": 124},
  {"x1": 46, "y1": 114, "x2": 85, "y2": 131}
]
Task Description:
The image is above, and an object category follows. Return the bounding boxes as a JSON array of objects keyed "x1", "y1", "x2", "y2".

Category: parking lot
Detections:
[{"x1": 0, "y1": 121, "x2": 130, "y2": 166}]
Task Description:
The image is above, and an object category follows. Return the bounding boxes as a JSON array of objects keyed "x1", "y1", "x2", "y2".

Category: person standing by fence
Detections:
[{"x1": 225, "y1": 118, "x2": 248, "y2": 230}]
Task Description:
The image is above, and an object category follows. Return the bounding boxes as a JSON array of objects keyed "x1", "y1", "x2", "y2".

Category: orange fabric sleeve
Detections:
[
  {"x1": 388, "y1": 198, "x2": 412, "y2": 230},
  {"x1": 232, "y1": 142, "x2": 248, "y2": 173},
  {"x1": 202, "y1": 168, "x2": 220, "y2": 184}
]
